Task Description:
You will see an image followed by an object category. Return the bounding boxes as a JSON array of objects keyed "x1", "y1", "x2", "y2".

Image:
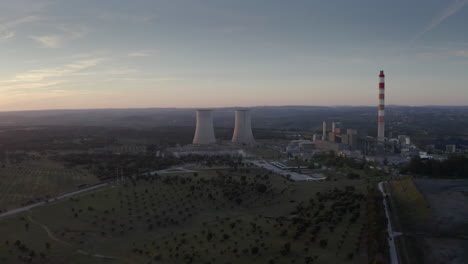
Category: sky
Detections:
[{"x1": 0, "y1": 0, "x2": 468, "y2": 111}]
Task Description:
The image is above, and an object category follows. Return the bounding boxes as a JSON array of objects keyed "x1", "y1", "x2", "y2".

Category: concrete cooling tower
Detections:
[
  {"x1": 232, "y1": 109, "x2": 255, "y2": 145},
  {"x1": 192, "y1": 110, "x2": 216, "y2": 145}
]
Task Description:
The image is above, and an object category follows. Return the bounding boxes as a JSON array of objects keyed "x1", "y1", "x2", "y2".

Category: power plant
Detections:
[
  {"x1": 192, "y1": 110, "x2": 216, "y2": 145},
  {"x1": 232, "y1": 109, "x2": 255, "y2": 145},
  {"x1": 378, "y1": 70, "x2": 385, "y2": 142}
]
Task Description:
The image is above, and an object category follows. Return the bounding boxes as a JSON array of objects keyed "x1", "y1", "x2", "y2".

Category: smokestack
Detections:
[
  {"x1": 332, "y1": 122, "x2": 336, "y2": 133},
  {"x1": 378, "y1": 70, "x2": 385, "y2": 142},
  {"x1": 193, "y1": 110, "x2": 216, "y2": 145},
  {"x1": 232, "y1": 109, "x2": 255, "y2": 145},
  {"x1": 322, "y1": 121, "x2": 327, "y2": 140}
]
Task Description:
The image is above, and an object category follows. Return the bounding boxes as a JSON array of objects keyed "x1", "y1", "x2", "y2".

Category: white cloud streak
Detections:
[
  {"x1": 412, "y1": 0, "x2": 468, "y2": 42},
  {"x1": 14, "y1": 58, "x2": 105, "y2": 82},
  {"x1": 0, "y1": 58, "x2": 104, "y2": 96},
  {"x1": 0, "y1": 31, "x2": 14, "y2": 41},
  {"x1": 30, "y1": 24, "x2": 87, "y2": 48},
  {"x1": 30, "y1": 35, "x2": 62, "y2": 48},
  {"x1": 128, "y1": 50, "x2": 156, "y2": 57},
  {"x1": 0, "y1": 15, "x2": 42, "y2": 29},
  {"x1": 0, "y1": 15, "x2": 41, "y2": 42},
  {"x1": 96, "y1": 11, "x2": 153, "y2": 23}
]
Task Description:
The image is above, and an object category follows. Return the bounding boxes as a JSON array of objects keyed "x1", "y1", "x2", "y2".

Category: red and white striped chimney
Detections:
[{"x1": 378, "y1": 70, "x2": 385, "y2": 141}]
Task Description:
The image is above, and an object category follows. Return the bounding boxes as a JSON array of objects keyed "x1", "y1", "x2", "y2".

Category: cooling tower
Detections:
[
  {"x1": 192, "y1": 110, "x2": 216, "y2": 145},
  {"x1": 232, "y1": 109, "x2": 255, "y2": 145}
]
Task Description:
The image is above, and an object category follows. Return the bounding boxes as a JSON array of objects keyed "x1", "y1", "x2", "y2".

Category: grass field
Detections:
[
  {"x1": 388, "y1": 178, "x2": 433, "y2": 264},
  {"x1": 389, "y1": 178, "x2": 431, "y2": 232},
  {"x1": 0, "y1": 167, "x2": 369, "y2": 264},
  {"x1": 0, "y1": 159, "x2": 99, "y2": 210}
]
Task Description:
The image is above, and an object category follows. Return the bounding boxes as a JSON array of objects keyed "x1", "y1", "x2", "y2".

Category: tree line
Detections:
[{"x1": 401, "y1": 155, "x2": 468, "y2": 178}]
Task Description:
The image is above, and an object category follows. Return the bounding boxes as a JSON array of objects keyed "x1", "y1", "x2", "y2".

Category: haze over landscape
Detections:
[
  {"x1": 1, "y1": 0, "x2": 468, "y2": 111},
  {"x1": 1, "y1": 1, "x2": 467, "y2": 264}
]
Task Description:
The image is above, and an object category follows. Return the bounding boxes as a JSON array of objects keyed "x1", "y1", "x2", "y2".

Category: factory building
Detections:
[{"x1": 192, "y1": 110, "x2": 217, "y2": 145}]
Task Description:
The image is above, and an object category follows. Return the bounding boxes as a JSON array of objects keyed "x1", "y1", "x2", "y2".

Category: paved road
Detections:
[
  {"x1": 148, "y1": 165, "x2": 197, "y2": 175},
  {"x1": 0, "y1": 183, "x2": 109, "y2": 218},
  {"x1": 378, "y1": 181, "x2": 402, "y2": 264},
  {"x1": 249, "y1": 160, "x2": 326, "y2": 181},
  {"x1": 0, "y1": 163, "x2": 201, "y2": 219}
]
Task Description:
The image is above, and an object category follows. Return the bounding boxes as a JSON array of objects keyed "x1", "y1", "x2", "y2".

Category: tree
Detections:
[
  {"x1": 256, "y1": 184, "x2": 267, "y2": 193},
  {"x1": 319, "y1": 239, "x2": 328, "y2": 248},
  {"x1": 251, "y1": 246, "x2": 259, "y2": 254}
]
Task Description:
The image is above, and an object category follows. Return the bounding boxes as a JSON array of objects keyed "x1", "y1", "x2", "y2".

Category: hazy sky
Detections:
[{"x1": 1, "y1": 0, "x2": 468, "y2": 111}]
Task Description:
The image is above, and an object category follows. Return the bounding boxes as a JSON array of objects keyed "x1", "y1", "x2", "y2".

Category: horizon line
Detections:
[{"x1": 0, "y1": 104, "x2": 467, "y2": 113}]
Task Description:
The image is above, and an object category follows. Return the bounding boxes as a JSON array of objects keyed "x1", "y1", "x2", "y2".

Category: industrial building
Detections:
[{"x1": 314, "y1": 125, "x2": 364, "y2": 153}]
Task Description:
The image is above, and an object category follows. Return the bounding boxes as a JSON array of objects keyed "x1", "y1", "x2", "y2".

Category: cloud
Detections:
[
  {"x1": 455, "y1": 50, "x2": 468, "y2": 57},
  {"x1": 0, "y1": 58, "x2": 104, "y2": 96},
  {"x1": 30, "y1": 24, "x2": 87, "y2": 48},
  {"x1": 0, "y1": 15, "x2": 42, "y2": 28},
  {"x1": 412, "y1": 0, "x2": 468, "y2": 42},
  {"x1": 14, "y1": 58, "x2": 105, "y2": 82},
  {"x1": 0, "y1": 15, "x2": 41, "y2": 42},
  {"x1": 2, "y1": 81, "x2": 64, "y2": 94},
  {"x1": 107, "y1": 77, "x2": 178, "y2": 82},
  {"x1": 96, "y1": 11, "x2": 153, "y2": 23},
  {"x1": 0, "y1": 31, "x2": 14, "y2": 41},
  {"x1": 128, "y1": 50, "x2": 156, "y2": 57},
  {"x1": 30, "y1": 35, "x2": 62, "y2": 48}
]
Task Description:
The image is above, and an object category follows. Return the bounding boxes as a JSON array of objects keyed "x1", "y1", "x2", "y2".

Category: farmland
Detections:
[
  {"x1": 0, "y1": 165, "x2": 374, "y2": 264},
  {"x1": 0, "y1": 159, "x2": 99, "y2": 211}
]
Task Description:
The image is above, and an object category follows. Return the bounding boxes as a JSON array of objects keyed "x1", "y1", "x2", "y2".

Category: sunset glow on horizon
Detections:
[{"x1": 1, "y1": 0, "x2": 468, "y2": 111}]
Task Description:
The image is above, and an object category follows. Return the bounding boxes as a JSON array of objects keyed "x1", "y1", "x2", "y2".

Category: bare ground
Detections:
[{"x1": 412, "y1": 179, "x2": 468, "y2": 264}]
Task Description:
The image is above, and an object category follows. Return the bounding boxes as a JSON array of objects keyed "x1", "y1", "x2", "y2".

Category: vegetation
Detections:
[
  {"x1": 401, "y1": 155, "x2": 468, "y2": 178},
  {"x1": 312, "y1": 152, "x2": 368, "y2": 170},
  {"x1": 366, "y1": 187, "x2": 390, "y2": 264},
  {"x1": 0, "y1": 163, "x2": 371, "y2": 264},
  {"x1": 389, "y1": 178, "x2": 431, "y2": 232},
  {"x1": 0, "y1": 159, "x2": 98, "y2": 211}
]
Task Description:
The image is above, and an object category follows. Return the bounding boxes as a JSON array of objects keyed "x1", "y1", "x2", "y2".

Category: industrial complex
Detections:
[{"x1": 175, "y1": 71, "x2": 443, "y2": 164}]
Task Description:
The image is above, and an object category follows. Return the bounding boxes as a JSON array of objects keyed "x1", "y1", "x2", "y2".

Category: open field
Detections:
[
  {"x1": 0, "y1": 159, "x2": 99, "y2": 211},
  {"x1": 0, "y1": 167, "x2": 369, "y2": 264}
]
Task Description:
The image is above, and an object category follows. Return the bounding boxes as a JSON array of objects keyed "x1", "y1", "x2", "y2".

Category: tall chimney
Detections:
[
  {"x1": 332, "y1": 122, "x2": 336, "y2": 133},
  {"x1": 322, "y1": 121, "x2": 327, "y2": 140},
  {"x1": 378, "y1": 70, "x2": 385, "y2": 141}
]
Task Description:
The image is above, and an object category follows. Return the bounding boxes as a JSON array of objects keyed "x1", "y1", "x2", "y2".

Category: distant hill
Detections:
[{"x1": 0, "y1": 106, "x2": 466, "y2": 139}]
